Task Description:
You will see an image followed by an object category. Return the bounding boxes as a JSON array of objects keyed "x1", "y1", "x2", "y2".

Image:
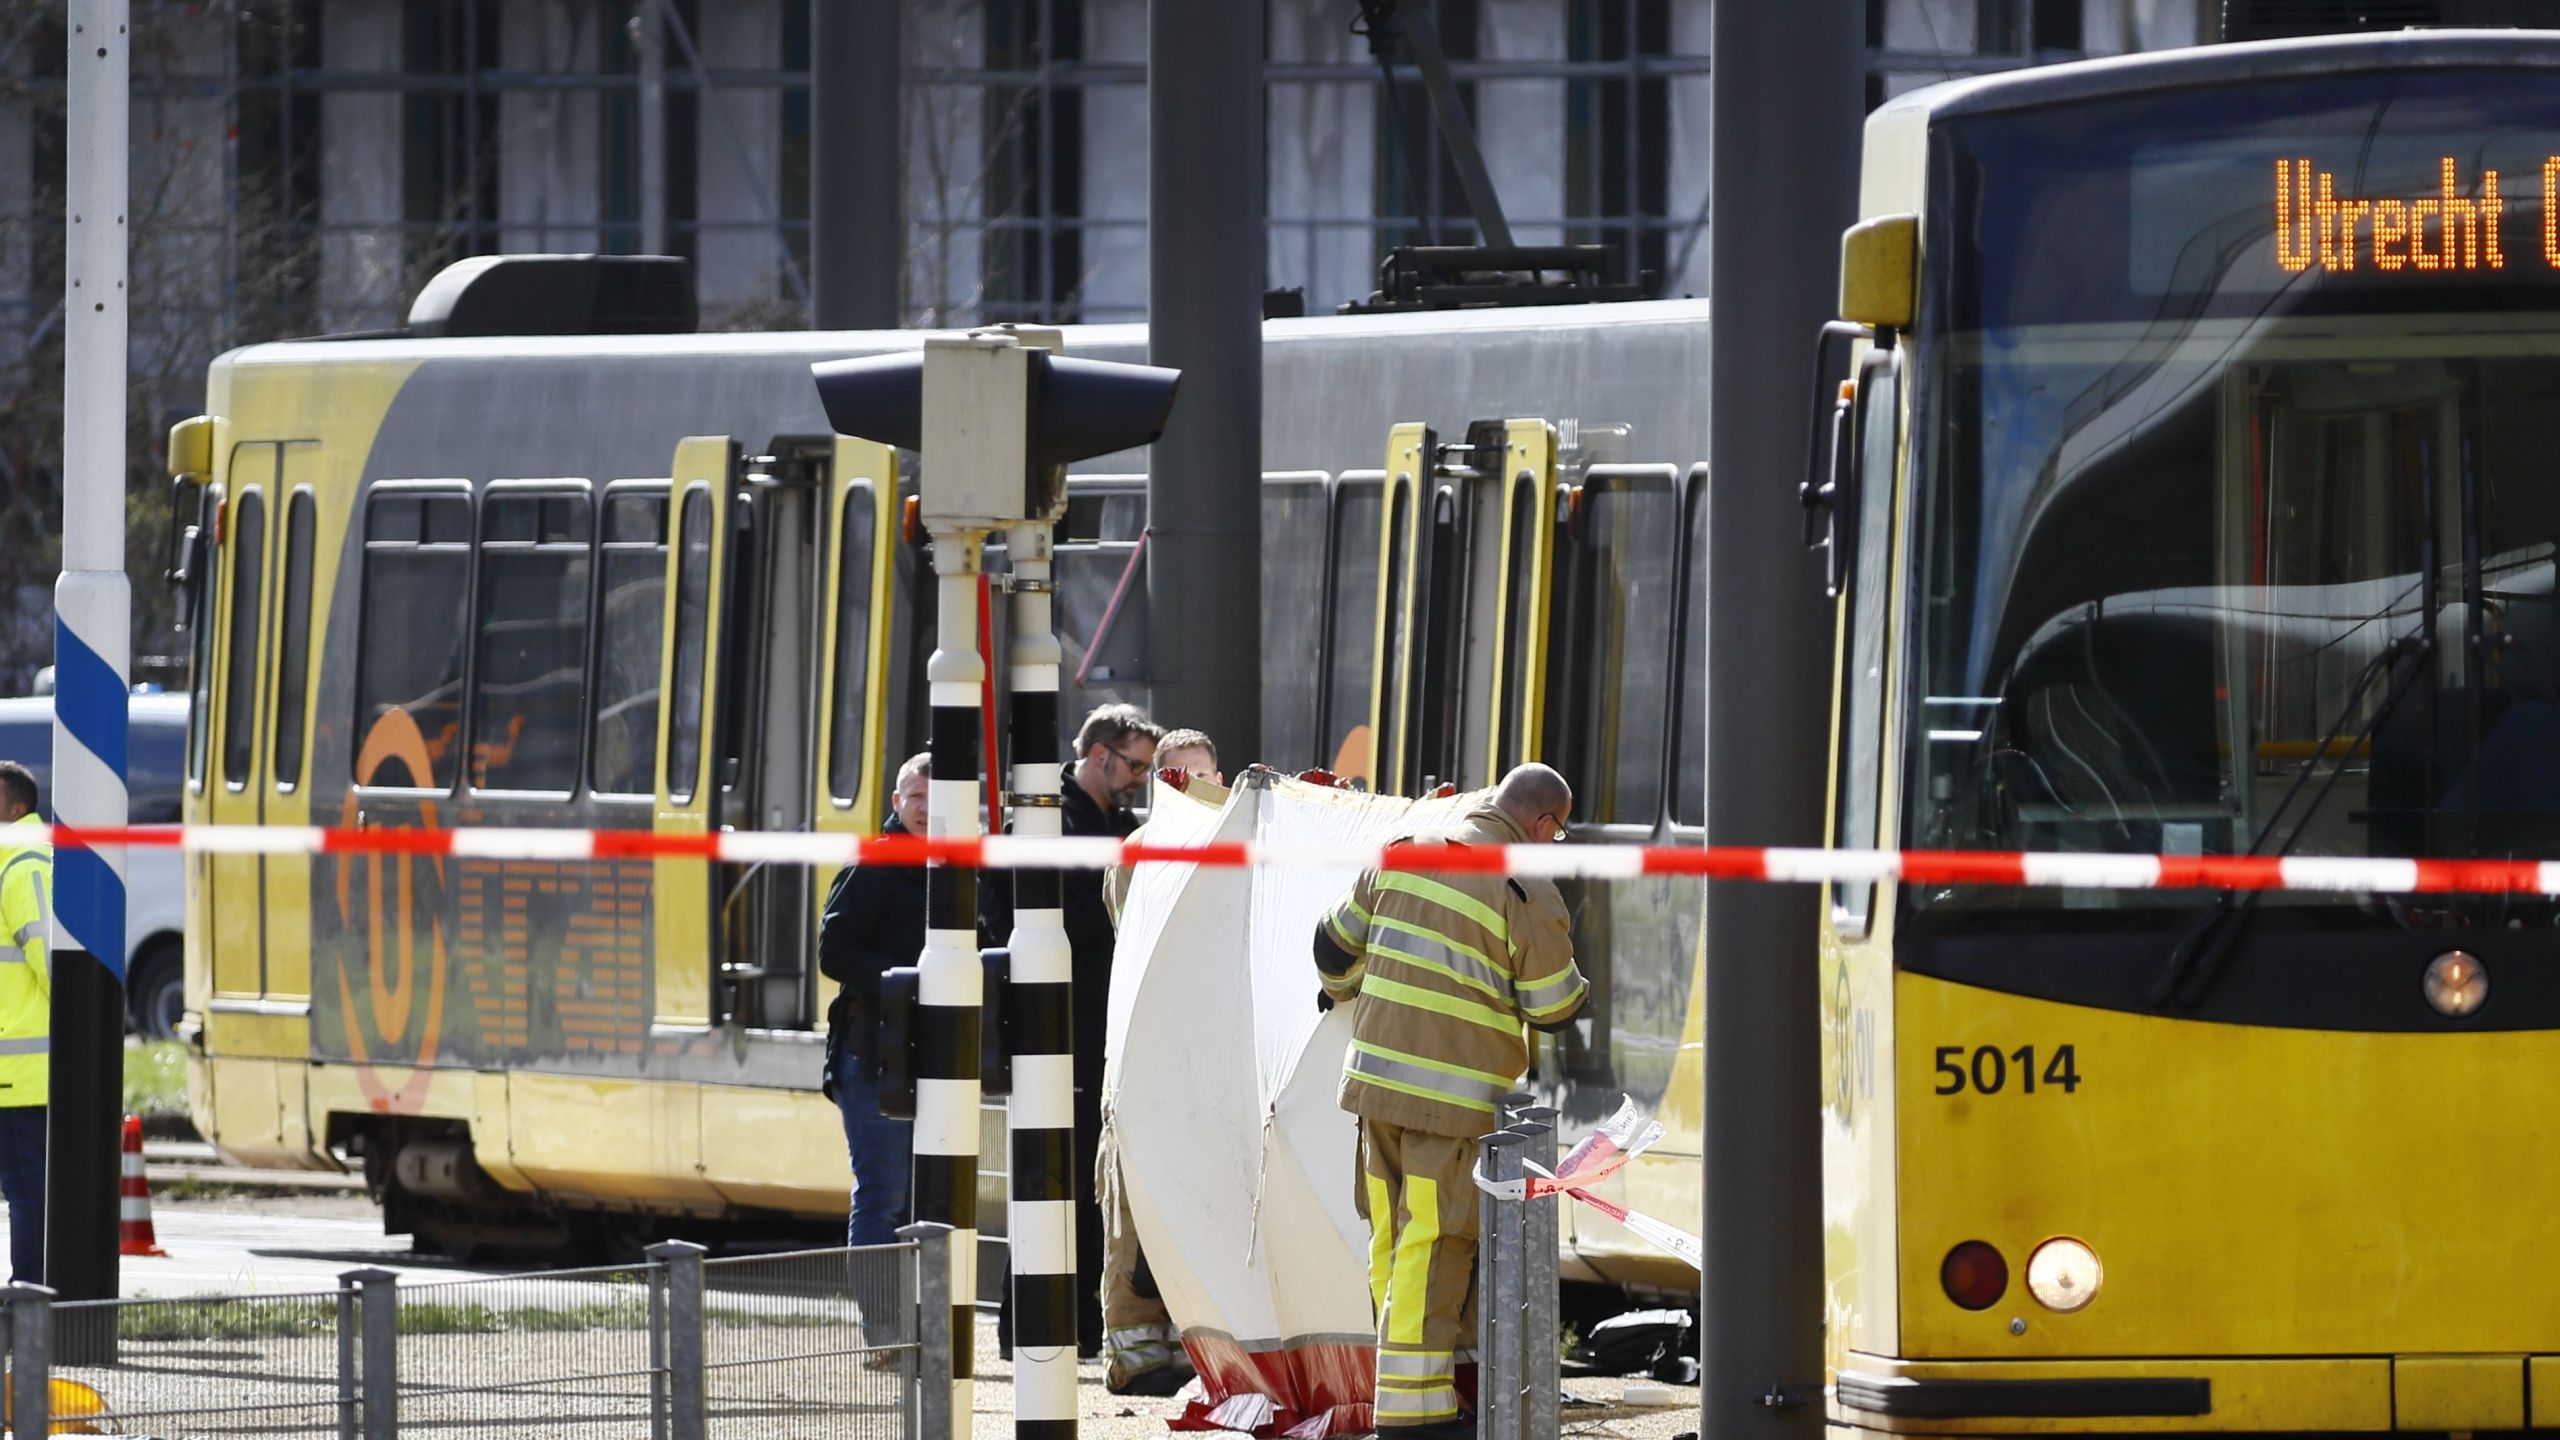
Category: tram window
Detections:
[
  {"x1": 1571, "y1": 474, "x2": 1679, "y2": 824},
  {"x1": 221, "y1": 490, "x2": 266, "y2": 789},
  {"x1": 354, "y1": 490, "x2": 472, "y2": 789},
  {"x1": 471, "y1": 491, "x2": 593, "y2": 792},
  {"x1": 591, "y1": 488, "x2": 669, "y2": 796},
  {"x1": 666, "y1": 487, "x2": 714, "y2": 804},
  {"x1": 1323, "y1": 480, "x2": 1384, "y2": 779},
  {"x1": 1833, "y1": 357, "x2": 1900, "y2": 931},
  {"x1": 1671, "y1": 473, "x2": 1709, "y2": 827},
  {"x1": 827, "y1": 483, "x2": 878, "y2": 804},
  {"x1": 186, "y1": 492, "x2": 222, "y2": 788},
  {"x1": 1376, "y1": 489, "x2": 1414, "y2": 792},
  {"x1": 1495, "y1": 479, "x2": 1539, "y2": 773},
  {"x1": 1262, "y1": 479, "x2": 1327, "y2": 772},
  {"x1": 272, "y1": 490, "x2": 316, "y2": 789}
]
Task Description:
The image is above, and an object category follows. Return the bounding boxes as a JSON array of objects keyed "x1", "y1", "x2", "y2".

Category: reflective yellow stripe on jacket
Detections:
[
  {"x1": 1320, "y1": 805, "x2": 1590, "y2": 1137},
  {"x1": 0, "y1": 816, "x2": 52, "y2": 1107}
]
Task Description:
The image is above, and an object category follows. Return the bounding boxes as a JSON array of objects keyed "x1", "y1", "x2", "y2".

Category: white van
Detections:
[{"x1": 0, "y1": 694, "x2": 188, "y2": 1037}]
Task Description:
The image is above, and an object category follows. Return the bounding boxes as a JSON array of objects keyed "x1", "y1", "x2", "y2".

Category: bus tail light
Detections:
[{"x1": 1940, "y1": 1240, "x2": 2007, "y2": 1310}]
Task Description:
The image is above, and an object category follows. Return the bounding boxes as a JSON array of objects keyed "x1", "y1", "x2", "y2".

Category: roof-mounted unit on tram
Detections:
[
  {"x1": 405, "y1": 253, "x2": 697, "y2": 338},
  {"x1": 2223, "y1": 0, "x2": 2557, "y2": 39}
]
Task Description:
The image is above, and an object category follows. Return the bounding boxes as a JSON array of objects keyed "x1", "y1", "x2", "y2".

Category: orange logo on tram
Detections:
[{"x1": 334, "y1": 708, "x2": 452, "y2": 1114}]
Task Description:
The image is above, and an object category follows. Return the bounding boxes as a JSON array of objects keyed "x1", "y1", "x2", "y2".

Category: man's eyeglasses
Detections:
[
  {"x1": 1106, "y1": 745, "x2": 1153, "y2": 777},
  {"x1": 1541, "y1": 812, "x2": 1569, "y2": 843}
]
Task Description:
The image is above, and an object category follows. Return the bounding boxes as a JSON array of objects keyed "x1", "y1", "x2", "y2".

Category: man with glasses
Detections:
[
  {"x1": 984, "y1": 702, "x2": 1162, "y2": 1357},
  {"x1": 1311, "y1": 763, "x2": 1589, "y2": 1440}
]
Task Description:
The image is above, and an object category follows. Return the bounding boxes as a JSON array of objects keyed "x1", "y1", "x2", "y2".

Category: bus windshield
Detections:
[{"x1": 1909, "y1": 71, "x2": 2560, "y2": 915}]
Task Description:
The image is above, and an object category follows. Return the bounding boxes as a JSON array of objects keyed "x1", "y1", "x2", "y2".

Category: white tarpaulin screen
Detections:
[{"x1": 1107, "y1": 773, "x2": 1483, "y2": 1434}]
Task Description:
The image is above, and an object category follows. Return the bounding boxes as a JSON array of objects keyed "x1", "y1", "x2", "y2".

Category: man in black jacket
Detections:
[
  {"x1": 984, "y1": 702, "x2": 1161, "y2": 1355},
  {"x1": 821, "y1": 751, "x2": 932, "y2": 1247}
]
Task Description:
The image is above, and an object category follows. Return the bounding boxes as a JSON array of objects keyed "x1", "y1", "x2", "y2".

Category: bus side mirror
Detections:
[{"x1": 1800, "y1": 321, "x2": 1874, "y2": 598}]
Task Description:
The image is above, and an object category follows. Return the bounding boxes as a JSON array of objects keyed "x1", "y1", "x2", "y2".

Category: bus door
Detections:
[
  {"x1": 206, "y1": 445, "x2": 277, "y2": 1007},
  {"x1": 811, "y1": 438, "x2": 900, "y2": 991},
  {"x1": 652, "y1": 439, "x2": 735, "y2": 1029}
]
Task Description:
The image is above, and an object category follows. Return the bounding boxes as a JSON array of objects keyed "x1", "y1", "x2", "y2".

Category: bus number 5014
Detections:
[{"x1": 1933, "y1": 1044, "x2": 2080, "y2": 1096}]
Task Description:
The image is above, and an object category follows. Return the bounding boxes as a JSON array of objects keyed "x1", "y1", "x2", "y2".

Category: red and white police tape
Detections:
[{"x1": 38, "y1": 822, "x2": 2560, "y2": 894}]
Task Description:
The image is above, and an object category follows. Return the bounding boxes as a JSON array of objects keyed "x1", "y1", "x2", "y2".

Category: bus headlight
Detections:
[
  {"x1": 2026, "y1": 1238, "x2": 2101, "y2": 1313},
  {"x1": 2425, "y1": 951, "x2": 2488, "y2": 1017}
]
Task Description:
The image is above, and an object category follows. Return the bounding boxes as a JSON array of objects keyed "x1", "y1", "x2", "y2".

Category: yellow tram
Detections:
[
  {"x1": 1818, "y1": 29, "x2": 2560, "y2": 1436},
  {"x1": 171, "y1": 293, "x2": 1711, "y2": 1284}
]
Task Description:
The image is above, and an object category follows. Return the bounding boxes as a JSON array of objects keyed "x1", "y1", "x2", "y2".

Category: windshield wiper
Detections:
[{"x1": 2151, "y1": 630, "x2": 2431, "y2": 1010}]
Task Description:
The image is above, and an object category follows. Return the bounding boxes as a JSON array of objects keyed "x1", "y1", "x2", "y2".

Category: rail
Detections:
[{"x1": 0, "y1": 1227, "x2": 955, "y2": 1440}]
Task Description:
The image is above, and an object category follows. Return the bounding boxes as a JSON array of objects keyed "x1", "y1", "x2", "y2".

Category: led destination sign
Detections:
[{"x1": 2274, "y1": 157, "x2": 2560, "y2": 273}]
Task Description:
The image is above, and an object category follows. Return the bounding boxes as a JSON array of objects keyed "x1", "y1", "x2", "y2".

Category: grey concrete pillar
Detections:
[
  {"x1": 1078, "y1": 0, "x2": 1148, "y2": 320},
  {"x1": 1147, "y1": 0, "x2": 1264, "y2": 761},
  {"x1": 319, "y1": 0, "x2": 405, "y2": 332},
  {"x1": 1478, "y1": 0, "x2": 1565, "y2": 246},
  {"x1": 1702, "y1": 7, "x2": 1861, "y2": 1440},
  {"x1": 1267, "y1": 7, "x2": 1374, "y2": 314},
  {"x1": 500, "y1": 0, "x2": 604, "y2": 254}
]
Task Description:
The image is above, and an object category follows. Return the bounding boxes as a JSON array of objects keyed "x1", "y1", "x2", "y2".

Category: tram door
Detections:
[
  {"x1": 205, "y1": 446, "x2": 287, "y2": 1006},
  {"x1": 1369, "y1": 420, "x2": 1560, "y2": 797},
  {"x1": 652, "y1": 439, "x2": 735, "y2": 1029},
  {"x1": 700, "y1": 441, "x2": 825, "y2": 1029},
  {"x1": 811, "y1": 440, "x2": 900, "y2": 1016}
]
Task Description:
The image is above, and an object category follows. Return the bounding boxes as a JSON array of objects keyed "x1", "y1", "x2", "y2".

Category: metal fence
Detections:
[
  {"x1": 0, "y1": 1227, "x2": 954, "y2": 1440},
  {"x1": 1479, "y1": 1092, "x2": 1563, "y2": 1440}
]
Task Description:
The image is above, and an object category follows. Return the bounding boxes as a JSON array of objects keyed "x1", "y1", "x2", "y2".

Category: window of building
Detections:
[
  {"x1": 666, "y1": 487, "x2": 715, "y2": 803},
  {"x1": 1566, "y1": 0, "x2": 1671, "y2": 291},
  {"x1": 402, "y1": 0, "x2": 504, "y2": 274},
  {"x1": 272, "y1": 488, "x2": 317, "y2": 789},
  {"x1": 592, "y1": 486, "x2": 670, "y2": 796},
  {"x1": 827, "y1": 484, "x2": 879, "y2": 804},
  {"x1": 983, "y1": 0, "x2": 1086, "y2": 322},
  {"x1": 471, "y1": 490, "x2": 593, "y2": 792},
  {"x1": 222, "y1": 489, "x2": 268, "y2": 790},
  {"x1": 1977, "y1": 0, "x2": 2084, "y2": 54},
  {"x1": 1374, "y1": 0, "x2": 1482, "y2": 253},
  {"x1": 355, "y1": 489, "x2": 473, "y2": 789}
]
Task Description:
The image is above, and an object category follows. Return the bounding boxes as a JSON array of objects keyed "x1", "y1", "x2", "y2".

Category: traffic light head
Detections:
[{"x1": 811, "y1": 335, "x2": 1181, "y2": 526}]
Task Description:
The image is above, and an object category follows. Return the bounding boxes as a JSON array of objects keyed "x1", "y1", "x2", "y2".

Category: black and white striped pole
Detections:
[
  {"x1": 815, "y1": 332, "x2": 1178, "y2": 1440},
  {"x1": 1002, "y1": 510, "x2": 1078, "y2": 1438},
  {"x1": 919, "y1": 521, "x2": 990, "y2": 1433}
]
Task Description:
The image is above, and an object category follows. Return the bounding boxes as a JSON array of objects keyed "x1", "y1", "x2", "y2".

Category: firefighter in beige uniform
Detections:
[{"x1": 1311, "y1": 764, "x2": 1588, "y2": 1438}]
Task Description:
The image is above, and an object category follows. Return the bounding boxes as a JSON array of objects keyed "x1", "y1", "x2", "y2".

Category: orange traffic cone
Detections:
[{"x1": 118, "y1": 1115, "x2": 166, "y2": 1258}]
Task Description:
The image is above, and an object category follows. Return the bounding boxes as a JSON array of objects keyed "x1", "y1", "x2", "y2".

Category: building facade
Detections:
[{"x1": 0, "y1": 0, "x2": 2213, "y2": 692}]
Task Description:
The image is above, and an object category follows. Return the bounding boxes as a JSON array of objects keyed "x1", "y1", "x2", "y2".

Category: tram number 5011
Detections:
[{"x1": 1933, "y1": 1044, "x2": 2080, "y2": 1096}]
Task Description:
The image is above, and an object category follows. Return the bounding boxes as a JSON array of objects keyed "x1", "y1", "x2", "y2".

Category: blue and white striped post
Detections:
[{"x1": 49, "y1": 0, "x2": 129, "y2": 1328}]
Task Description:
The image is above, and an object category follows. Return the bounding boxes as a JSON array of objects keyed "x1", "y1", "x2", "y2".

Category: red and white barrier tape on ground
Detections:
[
  {"x1": 40, "y1": 823, "x2": 2560, "y2": 894},
  {"x1": 1475, "y1": 1098, "x2": 1702, "y2": 1272}
]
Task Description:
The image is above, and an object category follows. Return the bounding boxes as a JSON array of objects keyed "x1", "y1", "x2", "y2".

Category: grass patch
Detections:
[
  {"x1": 123, "y1": 1040, "x2": 188, "y2": 1120},
  {"x1": 118, "y1": 1304, "x2": 334, "y2": 1343}
]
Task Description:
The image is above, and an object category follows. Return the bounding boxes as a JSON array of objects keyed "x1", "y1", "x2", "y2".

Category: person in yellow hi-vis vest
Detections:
[
  {"x1": 1312, "y1": 764, "x2": 1589, "y2": 1440},
  {"x1": 0, "y1": 760, "x2": 50, "y2": 1285}
]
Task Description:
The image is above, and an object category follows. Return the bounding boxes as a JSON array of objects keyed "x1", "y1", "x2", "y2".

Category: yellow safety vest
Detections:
[
  {"x1": 1319, "y1": 805, "x2": 1590, "y2": 1137},
  {"x1": 0, "y1": 814, "x2": 52, "y2": 1107}
]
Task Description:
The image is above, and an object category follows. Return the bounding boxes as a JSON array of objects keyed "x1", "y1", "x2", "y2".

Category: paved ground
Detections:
[
  {"x1": 962, "y1": 1322, "x2": 1702, "y2": 1440},
  {"x1": 40, "y1": 1190, "x2": 1704, "y2": 1438}
]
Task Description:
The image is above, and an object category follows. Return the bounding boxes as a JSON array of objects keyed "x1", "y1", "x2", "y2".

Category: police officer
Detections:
[
  {"x1": 1312, "y1": 764, "x2": 1589, "y2": 1440},
  {"x1": 0, "y1": 760, "x2": 50, "y2": 1285}
]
